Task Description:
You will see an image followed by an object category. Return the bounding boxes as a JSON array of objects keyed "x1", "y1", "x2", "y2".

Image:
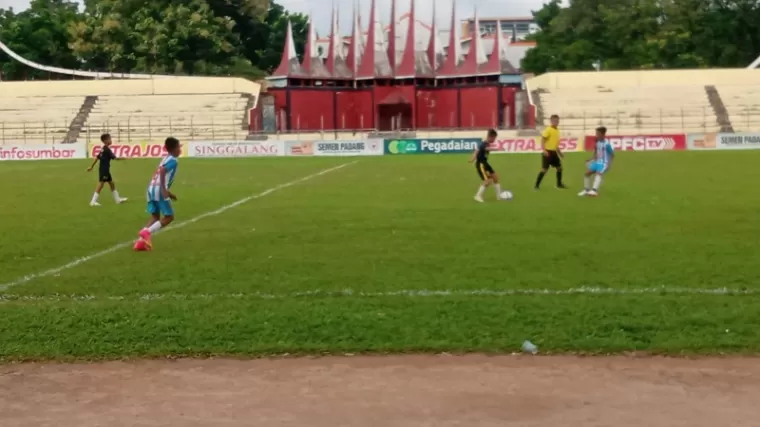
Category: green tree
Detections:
[
  {"x1": 0, "y1": 0, "x2": 83, "y2": 80},
  {"x1": 69, "y1": 0, "x2": 260, "y2": 76},
  {"x1": 1, "y1": 0, "x2": 308, "y2": 79},
  {"x1": 204, "y1": 0, "x2": 308, "y2": 72},
  {"x1": 521, "y1": 0, "x2": 760, "y2": 74}
]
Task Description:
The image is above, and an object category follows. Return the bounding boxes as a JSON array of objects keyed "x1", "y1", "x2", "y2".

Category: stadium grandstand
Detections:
[
  {"x1": 527, "y1": 69, "x2": 760, "y2": 136},
  {"x1": 0, "y1": 40, "x2": 259, "y2": 145}
]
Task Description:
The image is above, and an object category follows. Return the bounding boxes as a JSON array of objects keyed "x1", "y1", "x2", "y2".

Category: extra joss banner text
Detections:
[
  {"x1": 490, "y1": 137, "x2": 580, "y2": 153},
  {"x1": 89, "y1": 141, "x2": 187, "y2": 158}
]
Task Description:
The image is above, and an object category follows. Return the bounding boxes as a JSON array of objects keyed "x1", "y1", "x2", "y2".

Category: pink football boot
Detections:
[
  {"x1": 139, "y1": 228, "x2": 152, "y2": 242},
  {"x1": 133, "y1": 238, "x2": 150, "y2": 251}
]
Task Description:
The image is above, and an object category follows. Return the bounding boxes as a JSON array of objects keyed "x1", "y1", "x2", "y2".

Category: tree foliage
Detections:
[
  {"x1": 522, "y1": 0, "x2": 760, "y2": 74},
  {"x1": 0, "y1": 0, "x2": 307, "y2": 80}
]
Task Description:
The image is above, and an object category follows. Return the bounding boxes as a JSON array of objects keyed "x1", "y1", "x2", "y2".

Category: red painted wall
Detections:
[
  {"x1": 249, "y1": 97, "x2": 261, "y2": 132},
  {"x1": 335, "y1": 89, "x2": 373, "y2": 130},
  {"x1": 501, "y1": 87, "x2": 517, "y2": 128},
  {"x1": 269, "y1": 90, "x2": 288, "y2": 131},
  {"x1": 289, "y1": 90, "x2": 335, "y2": 131},
  {"x1": 266, "y1": 83, "x2": 521, "y2": 132},
  {"x1": 434, "y1": 88, "x2": 460, "y2": 128},
  {"x1": 459, "y1": 87, "x2": 498, "y2": 128},
  {"x1": 415, "y1": 89, "x2": 434, "y2": 128},
  {"x1": 415, "y1": 88, "x2": 457, "y2": 129},
  {"x1": 374, "y1": 85, "x2": 416, "y2": 130}
]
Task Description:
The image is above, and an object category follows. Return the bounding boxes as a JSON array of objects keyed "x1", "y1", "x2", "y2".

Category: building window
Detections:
[{"x1": 516, "y1": 23, "x2": 530, "y2": 33}]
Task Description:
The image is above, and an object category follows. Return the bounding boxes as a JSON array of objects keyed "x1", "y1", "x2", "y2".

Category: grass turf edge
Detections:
[{"x1": 1, "y1": 294, "x2": 759, "y2": 361}]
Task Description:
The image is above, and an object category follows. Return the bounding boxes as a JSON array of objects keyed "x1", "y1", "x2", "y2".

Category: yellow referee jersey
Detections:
[{"x1": 541, "y1": 126, "x2": 561, "y2": 151}]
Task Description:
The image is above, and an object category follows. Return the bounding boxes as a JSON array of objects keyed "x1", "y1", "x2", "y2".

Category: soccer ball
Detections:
[{"x1": 500, "y1": 190, "x2": 513, "y2": 200}]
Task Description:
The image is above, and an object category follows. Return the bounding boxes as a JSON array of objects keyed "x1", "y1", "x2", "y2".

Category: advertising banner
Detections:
[
  {"x1": 0, "y1": 142, "x2": 87, "y2": 160},
  {"x1": 284, "y1": 141, "x2": 314, "y2": 156},
  {"x1": 89, "y1": 141, "x2": 188, "y2": 158},
  {"x1": 490, "y1": 137, "x2": 580, "y2": 153},
  {"x1": 314, "y1": 139, "x2": 383, "y2": 156},
  {"x1": 584, "y1": 134, "x2": 686, "y2": 151},
  {"x1": 283, "y1": 139, "x2": 383, "y2": 156},
  {"x1": 715, "y1": 133, "x2": 760, "y2": 150},
  {"x1": 384, "y1": 138, "x2": 480, "y2": 154},
  {"x1": 187, "y1": 141, "x2": 283, "y2": 158},
  {"x1": 686, "y1": 133, "x2": 718, "y2": 150}
]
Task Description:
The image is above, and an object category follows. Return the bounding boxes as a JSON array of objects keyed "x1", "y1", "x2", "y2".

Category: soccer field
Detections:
[{"x1": 1, "y1": 151, "x2": 760, "y2": 360}]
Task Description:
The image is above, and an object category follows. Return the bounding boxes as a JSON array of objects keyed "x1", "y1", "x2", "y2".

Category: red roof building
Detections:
[{"x1": 260, "y1": 0, "x2": 536, "y2": 133}]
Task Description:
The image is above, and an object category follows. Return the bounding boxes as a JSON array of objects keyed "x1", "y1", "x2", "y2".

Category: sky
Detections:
[{"x1": 0, "y1": 0, "x2": 553, "y2": 35}]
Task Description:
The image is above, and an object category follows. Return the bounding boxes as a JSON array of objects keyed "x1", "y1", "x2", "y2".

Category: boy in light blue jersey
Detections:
[
  {"x1": 134, "y1": 137, "x2": 181, "y2": 251},
  {"x1": 578, "y1": 126, "x2": 614, "y2": 197}
]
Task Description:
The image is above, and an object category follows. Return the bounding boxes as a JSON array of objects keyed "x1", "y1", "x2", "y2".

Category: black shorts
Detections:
[
  {"x1": 475, "y1": 161, "x2": 495, "y2": 181},
  {"x1": 99, "y1": 172, "x2": 113, "y2": 183},
  {"x1": 541, "y1": 150, "x2": 562, "y2": 169}
]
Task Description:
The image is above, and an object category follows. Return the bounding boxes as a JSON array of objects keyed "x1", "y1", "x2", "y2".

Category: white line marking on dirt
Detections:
[
  {"x1": 0, "y1": 161, "x2": 358, "y2": 291},
  {"x1": 0, "y1": 286, "x2": 756, "y2": 303}
]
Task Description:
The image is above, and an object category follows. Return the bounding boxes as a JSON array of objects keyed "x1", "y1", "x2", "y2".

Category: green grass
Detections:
[{"x1": 1, "y1": 151, "x2": 760, "y2": 360}]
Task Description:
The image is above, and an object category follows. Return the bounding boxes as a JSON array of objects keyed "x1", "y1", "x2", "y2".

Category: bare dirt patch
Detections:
[{"x1": 1, "y1": 355, "x2": 758, "y2": 426}]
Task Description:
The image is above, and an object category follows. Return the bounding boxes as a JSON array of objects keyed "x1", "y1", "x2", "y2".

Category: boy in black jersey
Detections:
[
  {"x1": 87, "y1": 133, "x2": 128, "y2": 206},
  {"x1": 468, "y1": 128, "x2": 503, "y2": 202}
]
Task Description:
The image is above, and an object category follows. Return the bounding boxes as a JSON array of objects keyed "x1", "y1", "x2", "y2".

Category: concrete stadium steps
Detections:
[
  {"x1": 704, "y1": 85, "x2": 734, "y2": 133},
  {"x1": 242, "y1": 93, "x2": 256, "y2": 130},
  {"x1": 84, "y1": 94, "x2": 248, "y2": 141},
  {"x1": 0, "y1": 95, "x2": 85, "y2": 143},
  {"x1": 713, "y1": 84, "x2": 760, "y2": 132},
  {"x1": 64, "y1": 96, "x2": 98, "y2": 143},
  {"x1": 525, "y1": 69, "x2": 760, "y2": 136},
  {"x1": 0, "y1": 77, "x2": 262, "y2": 144},
  {"x1": 530, "y1": 90, "x2": 545, "y2": 125},
  {"x1": 536, "y1": 87, "x2": 720, "y2": 135}
]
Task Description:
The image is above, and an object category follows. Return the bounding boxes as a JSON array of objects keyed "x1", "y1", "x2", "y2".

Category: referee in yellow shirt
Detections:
[{"x1": 535, "y1": 114, "x2": 567, "y2": 189}]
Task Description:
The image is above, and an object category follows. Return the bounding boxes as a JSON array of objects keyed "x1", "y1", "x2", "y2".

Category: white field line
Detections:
[
  {"x1": 0, "y1": 287, "x2": 756, "y2": 303},
  {"x1": 0, "y1": 161, "x2": 358, "y2": 291}
]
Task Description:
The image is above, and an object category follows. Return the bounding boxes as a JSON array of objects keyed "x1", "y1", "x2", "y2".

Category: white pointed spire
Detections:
[
  {"x1": 286, "y1": 21, "x2": 297, "y2": 60},
  {"x1": 473, "y1": 7, "x2": 487, "y2": 65},
  {"x1": 430, "y1": 1, "x2": 442, "y2": 55},
  {"x1": 372, "y1": 0, "x2": 386, "y2": 51},
  {"x1": 451, "y1": 0, "x2": 461, "y2": 63},
  {"x1": 330, "y1": 4, "x2": 343, "y2": 59},
  {"x1": 308, "y1": 13, "x2": 317, "y2": 54},
  {"x1": 496, "y1": 19, "x2": 508, "y2": 58},
  {"x1": 347, "y1": 3, "x2": 362, "y2": 73}
]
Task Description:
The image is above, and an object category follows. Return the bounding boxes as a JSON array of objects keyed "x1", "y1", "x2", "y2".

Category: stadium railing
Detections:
[
  {"x1": 534, "y1": 106, "x2": 760, "y2": 134},
  {"x1": 3, "y1": 107, "x2": 760, "y2": 144}
]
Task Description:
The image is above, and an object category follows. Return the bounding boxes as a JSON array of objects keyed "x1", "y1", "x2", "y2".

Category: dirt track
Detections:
[{"x1": 1, "y1": 355, "x2": 758, "y2": 426}]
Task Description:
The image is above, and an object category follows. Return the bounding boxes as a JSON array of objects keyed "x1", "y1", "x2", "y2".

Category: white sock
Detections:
[
  {"x1": 476, "y1": 185, "x2": 486, "y2": 198},
  {"x1": 494, "y1": 183, "x2": 502, "y2": 195},
  {"x1": 148, "y1": 222, "x2": 163, "y2": 234},
  {"x1": 112, "y1": 190, "x2": 121, "y2": 201},
  {"x1": 592, "y1": 175, "x2": 603, "y2": 191},
  {"x1": 583, "y1": 176, "x2": 591, "y2": 190},
  {"x1": 91, "y1": 192, "x2": 99, "y2": 203}
]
